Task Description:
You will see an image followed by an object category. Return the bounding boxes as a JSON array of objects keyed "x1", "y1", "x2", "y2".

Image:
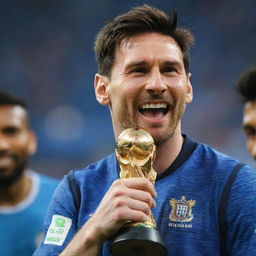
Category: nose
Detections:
[
  {"x1": 0, "y1": 134, "x2": 10, "y2": 152},
  {"x1": 145, "y1": 70, "x2": 167, "y2": 95}
]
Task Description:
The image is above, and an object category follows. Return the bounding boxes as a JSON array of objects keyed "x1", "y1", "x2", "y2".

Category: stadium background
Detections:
[{"x1": 1, "y1": 0, "x2": 255, "y2": 177}]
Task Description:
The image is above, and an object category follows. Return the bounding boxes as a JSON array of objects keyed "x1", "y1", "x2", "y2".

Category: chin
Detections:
[
  {"x1": 0, "y1": 163, "x2": 26, "y2": 185},
  {"x1": 146, "y1": 131, "x2": 168, "y2": 146},
  {"x1": 152, "y1": 128, "x2": 176, "y2": 146}
]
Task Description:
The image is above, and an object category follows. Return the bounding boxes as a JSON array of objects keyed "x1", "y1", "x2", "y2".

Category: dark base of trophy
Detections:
[{"x1": 110, "y1": 226, "x2": 167, "y2": 256}]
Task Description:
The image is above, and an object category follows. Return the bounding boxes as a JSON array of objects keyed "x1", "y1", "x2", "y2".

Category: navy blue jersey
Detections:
[{"x1": 33, "y1": 136, "x2": 256, "y2": 255}]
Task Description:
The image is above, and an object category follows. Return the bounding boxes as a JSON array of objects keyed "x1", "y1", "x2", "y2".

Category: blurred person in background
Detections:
[
  {"x1": 0, "y1": 91, "x2": 59, "y2": 256},
  {"x1": 34, "y1": 5, "x2": 256, "y2": 256},
  {"x1": 236, "y1": 66, "x2": 256, "y2": 160}
]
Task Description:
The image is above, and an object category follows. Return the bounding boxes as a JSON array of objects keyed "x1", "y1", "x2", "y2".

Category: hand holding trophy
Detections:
[{"x1": 110, "y1": 127, "x2": 167, "y2": 256}]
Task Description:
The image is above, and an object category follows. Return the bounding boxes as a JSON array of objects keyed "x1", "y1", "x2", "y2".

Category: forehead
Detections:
[
  {"x1": 116, "y1": 32, "x2": 183, "y2": 64},
  {"x1": 243, "y1": 101, "x2": 256, "y2": 125},
  {"x1": 0, "y1": 105, "x2": 28, "y2": 128}
]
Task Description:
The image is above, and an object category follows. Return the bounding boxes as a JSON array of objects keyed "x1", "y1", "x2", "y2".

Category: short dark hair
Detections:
[
  {"x1": 94, "y1": 5, "x2": 194, "y2": 77},
  {"x1": 236, "y1": 66, "x2": 256, "y2": 102},
  {"x1": 0, "y1": 91, "x2": 30, "y2": 127},
  {"x1": 0, "y1": 91, "x2": 27, "y2": 109}
]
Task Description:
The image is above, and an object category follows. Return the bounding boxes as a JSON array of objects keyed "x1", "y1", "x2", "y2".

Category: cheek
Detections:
[
  {"x1": 164, "y1": 76, "x2": 179, "y2": 84},
  {"x1": 166, "y1": 78, "x2": 188, "y2": 97},
  {"x1": 123, "y1": 78, "x2": 143, "y2": 98},
  {"x1": 247, "y1": 140, "x2": 255, "y2": 154},
  {"x1": 11, "y1": 136, "x2": 31, "y2": 154},
  {"x1": 111, "y1": 84, "x2": 138, "y2": 109}
]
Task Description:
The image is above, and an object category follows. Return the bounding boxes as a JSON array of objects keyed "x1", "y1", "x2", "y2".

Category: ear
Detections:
[
  {"x1": 27, "y1": 130, "x2": 37, "y2": 156},
  {"x1": 94, "y1": 73, "x2": 110, "y2": 106},
  {"x1": 185, "y1": 73, "x2": 193, "y2": 104}
]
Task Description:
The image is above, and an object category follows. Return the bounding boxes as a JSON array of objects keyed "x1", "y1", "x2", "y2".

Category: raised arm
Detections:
[{"x1": 34, "y1": 177, "x2": 156, "y2": 256}]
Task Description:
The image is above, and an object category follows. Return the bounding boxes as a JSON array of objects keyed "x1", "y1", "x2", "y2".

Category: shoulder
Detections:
[
  {"x1": 186, "y1": 139, "x2": 253, "y2": 191},
  {"x1": 190, "y1": 137, "x2": 256, "y2": 187},
  {"x1": 43, "y1": 154, "x2": 118, "y2": 219},
  {"x1": 71, "y1": 153, "x2": 118, "y2": 185},
  {"x1": 232, "y1": 163, "x2": 256, "y2": 194},
  {"x1": 53, "y1": 154, "x2": 118, "y2": 200},
  {"x1": 192, "y1": 140, "x2": 241, "y2": 171},
  {"x1": 197, "y1": 142, "x2": 256, "y2": 179}
]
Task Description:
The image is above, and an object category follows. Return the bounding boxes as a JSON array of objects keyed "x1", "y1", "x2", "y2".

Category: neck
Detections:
[
  {"x1": 0, "y1": 172, "x2": 32, "y2": 206},
  {"x1": 153, "y1": 128, "x2": 183, "y2": 174}
]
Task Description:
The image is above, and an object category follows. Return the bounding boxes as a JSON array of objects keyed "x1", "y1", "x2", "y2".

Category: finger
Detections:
[
  {"x1": 115, "y1": 177, "x2": 157, "y2": 198},
  {"x1": 108, "y1": 188, "x2": 154, "y2": 220},
  {"x1": 111, "y1": 180, "x2": 156, "y2": 208},
  {"x1": 125, "y1": 197, "x2": 152, "y2": 215},
  {"x1": 112, "y1": 205, "x2": 149, "y2": 224},
  {"x1": 125, "y1": 188, "x2": 156, "y2": 209}
]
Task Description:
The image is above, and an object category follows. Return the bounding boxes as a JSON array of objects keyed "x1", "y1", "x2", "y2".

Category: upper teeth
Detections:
[{"x1": 141, "y1": 103, "x2": 167, "y2": 109}]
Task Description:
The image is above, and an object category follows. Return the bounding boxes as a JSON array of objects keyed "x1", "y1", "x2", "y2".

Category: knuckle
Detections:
[
  {"x1": 113, "y1": 197, "x2": 126, "y2": 208},
  {"x1": 115, "y1": 208, "x2": 128, "y2": 222},
  {"x1": 111, "y1": 186, "x2": 125, "y2": 198},
  {"x1": 113, "y1": 179, "x2": 122, "y2": 185},
  {"x1": 112, "y1": 179, "x2": 123, "y2": 188}
]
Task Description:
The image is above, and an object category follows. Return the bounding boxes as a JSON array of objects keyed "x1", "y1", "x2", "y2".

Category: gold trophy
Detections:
[{"x1": 110, "y1": 127, "x2": 167, "y2": 256}]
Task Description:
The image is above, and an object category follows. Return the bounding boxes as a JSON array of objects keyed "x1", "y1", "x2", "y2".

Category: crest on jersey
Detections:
[{"x1": 169, "y1": 196, "x2": 196, "y2": 222}]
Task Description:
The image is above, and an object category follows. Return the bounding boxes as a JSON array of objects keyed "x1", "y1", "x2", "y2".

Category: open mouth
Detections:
[{"x1": 138, "y1": 103, "x2": 169, "y2": 118}]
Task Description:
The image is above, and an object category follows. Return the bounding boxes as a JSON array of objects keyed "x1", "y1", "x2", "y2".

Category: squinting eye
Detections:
[
  {"x1": 244, "y1": 127, "x2": 256, "y2": 138},
  {"x1": 129, "y1": 67, "x2": 148, "y2": 74},
  {"x1": 162, "y1": 67, "x2": 176, "y2": 73},
  {"x1": 131, "y1": 68, "x2": 147, "y2": 74},
  {"x1": 4, "y1": 127, "x2": 20, "y2": 136}
]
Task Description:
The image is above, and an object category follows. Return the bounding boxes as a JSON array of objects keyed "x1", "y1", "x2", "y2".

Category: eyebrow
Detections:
[
  {"x1": 124, "y1": 61, "x2": 148, "y2": 70},
  {"x1": 124, "y1": 60, "x2": 182, "y2": 70},
  {"x1": 163, "y1": 60, "x2": 182, "y2": 67}
]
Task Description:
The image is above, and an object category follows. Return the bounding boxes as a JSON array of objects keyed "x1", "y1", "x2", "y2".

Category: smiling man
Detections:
[
  {"x1": 34, "y1": 5, "x2": 256, "y2": 256},
  {"x1": 0, "y1": 92, "x2": 59, "y2": 256}
]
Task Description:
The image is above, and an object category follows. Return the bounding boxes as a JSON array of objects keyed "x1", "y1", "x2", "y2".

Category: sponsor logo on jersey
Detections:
[
  {"x1": 168, "y1": 196, "x2": 196, "y2": 228},
  {"x1": 44, "y1": 215, "x2": 72, "y2": 246}
]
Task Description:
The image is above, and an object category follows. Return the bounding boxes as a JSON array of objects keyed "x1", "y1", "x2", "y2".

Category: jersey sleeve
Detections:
[
  {"x1": 33, "y1": 174, "x2": 78, "y2": 255},
  {"x1": 226, "y1": 165, "x2": 256, "y2": 255}
]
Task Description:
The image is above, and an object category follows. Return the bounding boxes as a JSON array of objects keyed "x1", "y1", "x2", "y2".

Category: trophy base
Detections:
[{"x1": 110, "y1": 226, "x2": 167, "y2": 256}]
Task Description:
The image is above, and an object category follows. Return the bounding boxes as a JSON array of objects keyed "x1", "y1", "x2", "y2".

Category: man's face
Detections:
[
  {"x1": 0, "y1": 105, "x2": 36, "y2": 185},
  {"x1": 243, "y1": 100, "x2": 256, "y2": 160},
  {"x1": 95, "y1": 33, "x2": 192, "y2": 145}
]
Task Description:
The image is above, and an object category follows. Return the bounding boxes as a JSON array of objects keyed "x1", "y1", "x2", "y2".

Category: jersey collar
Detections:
[{"x1": 156, "y1": 134, "x2": 198, "y2": 181}]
